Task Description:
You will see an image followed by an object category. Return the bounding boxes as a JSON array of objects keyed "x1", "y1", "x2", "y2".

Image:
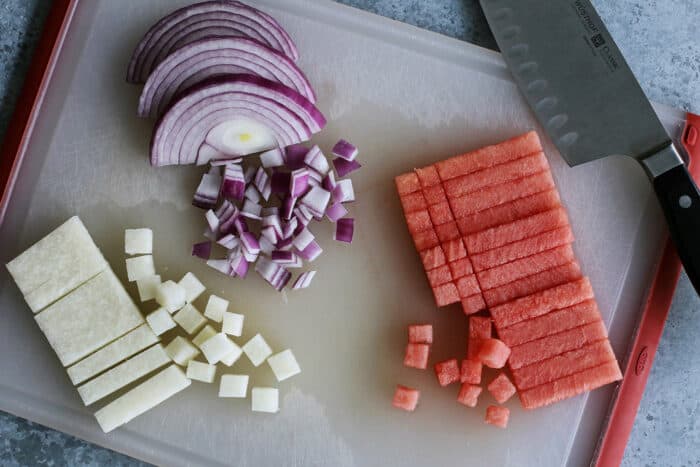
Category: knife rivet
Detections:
[
  {"x1": 526, "y1": 79, "x2": 548, "y2": 95},
  {"x1": 679, "y1": 195, "x2": 692, "y2": 209},
  {"x1": 547, "y1": 114, "x2": 568, "y2": 130},
  {"x1": 518, "y1": 61, "x2": 538, "y2": 77},
  {"x1": 492, "y1": 7, "x2": 512, "y2": 21},
  {"x1": 508, "y1": 44, "x2": 529, "y2": 60},
  {"x1": 535, "y1": 96, "x2": 558, "y2": 113},
  {"x1": 558, "y1": 132, "x2": 579, "y2": 147},
  {"x1": 501, "y1": 25, "x2": 521, "y2": 40}
]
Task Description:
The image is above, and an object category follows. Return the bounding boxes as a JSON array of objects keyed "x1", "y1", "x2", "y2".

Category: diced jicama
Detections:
[
  {"x1": 326, "y1": 203, "x2": 347, "y2": 222},
  {"x1": 460, "y1": 359, "x2": 482, "y2": 384},
  {"x1": 252, "y1": 387, "x2": 279, "y2": 413},
  {"x1": 408, "y1": 324, "x2": 433, "y2": 344},
  {"x1": 242, "y1": 333, "x2": 273, "y2": 367},
  {"x1": 124, "y1": 229, "x2": 153, "y2": 255},
  {"x1": 94, "y1": 365, "x2": 191, "y2": 433},
  {"x1": 331, "y1": 139, "x2": 358, "y2": 161},
  {"x1": 267, "y1": 349, "x2": 301, "y2": 381},
  {"x1": 173, "y1": 303, "x2": 207, "y2": 335},
  {"x1": 219, "y1": 342, "x2": 243, "y2": 367},
  {"x1": 164, "y1": 336, "x2": 199, "y2": 366},
  {"x1": 219, "y1": 374, "x2": 249, "y2": 398},
  {"x1": 404, "y1": 343, "x2": 430, "y2": 369},
  {"x1": 332, "y1": 179, "x2": 355, "y2": 203},
  {"x1": 200, "y1": 333, "x2": 238, "y2": 364},
  {"x1": 333, "y1": 158, "x2": 361, "y2": 177},
  {"x1": 487, "y1": 373, "x2": 516, "y2": 404},
  {"x1": 186, "y1": 360, "x2": 216, "y2": 383},
  {"x1": 457, "y1": 383, "x2": 482, "y2": 408},
  {"x1": 136, "y1": 275, "x2": 161, "y2": 302},
  {"x1": 146, "y1": 307, "x2": 176, "y2": 336},
  {"x1": 392, "y1": 385, "x2": 420, "y2": 412},
  {"x1": 434, "y1": 359, "x2": 460, "y2": 386},
  {"x1": 125, "y1": 255, "x2": 156, "y2": 282},
  {"x1": 191, "y1": 241, "x2": 212, "y2": 260},
  {"x1": 193, "y1": 170, "x2": 222, "y2": 208},
  {"x1": 334, "y1": 218, "x2": 354, "y2": 243},
  {"x1": 485, "y1": 405, "x2": 509, "y2": 428},
  {"x1": 260, "y1": 148, "x2": 285, "y2": 168},
  {"x1": 178, "y1": 272, "x2": 205, "y2": 303},
  {"x1": 477, "y1": 339, "x2": 511, "y2": 369},
  {"x1": 292, "y1": 271, "x2": 316, "y2": 289},
  {"x1": 155, "y1": 280, "x2": 187, "y2": 313},
  {"x1": 77, "y1": 344, "x2": 170, "y2": 405},
  {"x1": 192, "y1": 324, "x2": 217, "y2": 349},
  {"x1": 222, "y1": 311, "x2": 245, "y2": 337}
]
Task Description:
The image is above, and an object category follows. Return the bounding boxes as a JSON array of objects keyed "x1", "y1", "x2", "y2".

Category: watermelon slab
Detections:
[
  {"x1": 426, "y1": 265, "x2": 453, "y2": 287},
  {"x1": 400, "y1": 192, "x2": 428, "y2": 213},
  {"x1": 461, "y1": 293, "x2": 486, "y2": 315},
  {"x1": 395, "y1": 172, "x2": 421, "y2": 195},
  {"x1": 415, "y1": 165, "x2": 441, "y2": 187},
  {"x1": 487, "y1": 373, "x2": 516, "y2": 404},
  {"x1": 428, "y1": 201, "x2": 454, "y2": 226},
  {"x1": 485, "y1": 405, "x2": 510, "y2": 428},
  {"x1": 420, "y1": 245, "x2": 446, "y2": 271},
  {"x1": 460, "y1": 359, "x2": 482, "y2": 384},
  {"x1": 456, "y1": 275, "x2": 481, "y2": 298},
  {"x1": 393, "y1": 385, "x2": 420, "y2": 411},
  {"x1": 467, "y1": 315, "x2": 491, "y2": 358},
  {"x1": 412, "y1": 228, "x2": 440, "y2": 252},
  {"x1": 408, "y1": 324, "x2": 433, "y2": 344},
  {"x1": 457, "y1": 383, "x2": 482, "y2": 408},
  {"x1": 477, "y1": 338, "x2": 511, "y2": 369},
  {"x1": 435, "y1": 221, "x2": 461, "y2": 242},
  {"x1": 432, "y1": 282, "x2": 460, "y2": 307},
  {"x1": 404, "y1": 343, "x2": 430, "y2": 369},
  {"x1": 405, "y1": 210, "x2": 433, "y2": 234},
  {"x1": 434, "y1": 359, "x2": 461, "y2": 386},
  {"x1": 443, "y1": 238, "x2": 468, "y2": 262},
  {"x1": 448, "y1": 257, "x2": 474, "y2": 279},
  {"x1": 423, "y1": 184, "x2": 448, "y2": 205}
]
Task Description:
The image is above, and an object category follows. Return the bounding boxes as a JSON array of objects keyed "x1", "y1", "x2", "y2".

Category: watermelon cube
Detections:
[
  {"x1": 435, "y1": 221, "x2": 461, "y2": 242},
  {"x1": 485, "y1": 405, "x2": 510, "y2": 428},
  {"x1": 429, "y1": 201, "x2": 454, "y2": 226},
  {"x1": 443, "y1": 238, "x2": 467, "y2": 262},
  {"x1": 404, "y1": 343, "x2": 430, "y2": 369},
  {"x1": 467, "y1": 316, "x2": 491, "y2": 358},
  {"x1": 412, "y1": 229, "x2": 440, "y2": 252},
  {"x1": 395, "y1": 173, "x2": 421, "y2": 195},
  {"x1": 415, "y1": 165, "x2": 441, "y2": 187},
  {"x1": 393, "y1": 385, "x2": 420, "y2": 411},
  {"x1": 455, "y1": 275, "x2": 480, "y2": 299},
  {"x1": 423, "y1": 184, "x2": 447, "y2": 205},
  {"x1": 405, "y1": 210, "x2": 433, "y2": 234},
  {"x1": 467, "y1": 336, "x2": 483, "y2": 360},
  {"x1": 460, "y1": 359, "x2": 482, "y2": 384},
  {"x1": 408, "y1": 324, "x2": 433, "y2": 344},
  {"x1": 478, "y1": 339, "x2": 511, "y2": 369},
  {"x1": 487, "y1": 373, "x2": 516, "y2": 404},
  {"x1": 448, "y1": 257, "x2": 473, "y2": 279},
  {"x1": 457, "y1": 383, "x2": 482, "y2": 408},
  {"x1": 461, "y1": 294, "x2": 486, "y2": 316},
  {"x1": 420, "y1": 245, "x2": 446, "y2": 271},
  {"x1": 434, "y1": 359, "x2": 460, "y2": 386},
  {"x1": 432, "y1": 282, "x2": 460, "y2": 307},
  {"x1": 426, "y1": 265, "x2": 452, "y2": 287},
  {"x1": 400, "y1": 192, "x2": 428, "y2": 213}
]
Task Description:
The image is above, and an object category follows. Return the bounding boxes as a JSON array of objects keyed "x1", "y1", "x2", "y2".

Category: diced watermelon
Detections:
[
  {"x1": 512, "y1": 340, "x2": 616, "y2": 390},
  {"x1": 436, "y1": 131, "x2": 543, "y2": 181},
  {"x1": 467, "y1": 337, "x2": 483, "y2": 360},
  {"x1": 456, "y1": 275, "x2": 480, "y2": 298},
  {"x1": 478, "y1": 338, "x2": 511, "y2": 369},
  {"x1": 470, "y1": 316, "x2": 492, "y2": 340},
  {"x1": 471, "y1": 226, "x2": 574, "y2": 272},
  {"x1": 413, "y1": 229, "x2": 440, "y2": 252},
  {"x1": 456, "y1": 189, "x2": 561, "y2": 236},
  {"x1": 434, "y1": 358, "x2": 460, "y2": 386},
  {"x1": 404, "y1": 343, "x2": 430, "y2": 369},
  {"x1": 460, "y1": 359, "x2": 482, "y2": 384},
  {"x1": 433, "y1": 282, "x2": 460, "y2": 307},
  {"x1": 415, "y1": 165, "x2": 441, "y2": 187},
  {"x1": 485, "y1": 405, "x2": 510, "y2": 428},
  {"x1": 449, "y1": 171, "x2": 555, "y2": 219},
  {"x1": 465, "y1": 207, "x2": 569, "y2": 254},
  {"x1": 490, "y1": 277, "x2": 594, "y2": 328},
  {"x1": 497, "y1": 299, "x2": 600, "y2": 346},
  {"x1": 444, "y1": 152, "x2": 549, "y2": 199},
  {"x1": 426, "y1": 265, "x2": 453, "y2": 287},
  {"x1": 461, "y1": 293, "x2": 486, "y2": 315},
  {"x1": 400, "y1": 192, "x2": 428, "y2": 214},
  {"x1": 487, "y1": 373, "x2": 516, "y2": 403},
  {"x1": 448, "y1": 257, "x2": 474, "y2": 279},
  {"x1": 420, "y1": 245, "x2": 446, "y2": 271},
  {"x1": 423, "y1": 185, "x2": 448, "y2": 205},
  {"x1": 395, "y1": 173, "x2": 421, "y2": 195},
  {"x1": 435, "y1": 221, "x2": 461, "y2": 242},
  {"x1": 405, "y1": 210, "x2": 433, "y2": 234},
  {"x1": 519, "y1": 360, "x2": 622, "y2": 410},
  {"x1": 508, "y1": 320, "x2": 607, "y2": 370},
  {"x1": 476, "y1": 244, "x2": 575, "y2": 291},
  {"x1": 483, "y1": 261, "x2": 582, "y2": 307},
  {"x1": 443, "y1": 238, "x2": 467, "y2": 262},
  {"x1": 457, "y1": 383, "x2": 482, "y2": 408},
  {"x1": 428, "y1": 201, "x2": 454, "y2": 225},
  {"x1": 393, "y1": 384, "x2": 421, "y2": 411},
  {"x1": 408, "y1": 324, "x2": 433, "y2": 344}
]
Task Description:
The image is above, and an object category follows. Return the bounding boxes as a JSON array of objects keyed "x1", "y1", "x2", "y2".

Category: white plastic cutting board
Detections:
[{"x1": 0, "y1": 1, "x2": 688, "y2": 466}]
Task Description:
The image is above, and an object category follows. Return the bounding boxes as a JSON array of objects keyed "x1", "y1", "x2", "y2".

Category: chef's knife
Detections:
[{"x1": 479, "y1": 0, "x2": 700, "y2": 294}]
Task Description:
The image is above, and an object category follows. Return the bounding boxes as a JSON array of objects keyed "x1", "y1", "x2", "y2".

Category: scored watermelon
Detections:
[
  {"x1": 393, "y1": 384, "x2": 421, "y2": 411},
  {"x1": 448, "y1": 257, "x2": 474, "y2": 279},
  {"x1": 485, "y1": 405, "x2": 510, "y2": 428},
  {"x1": 415, "y1": 165, "x2": 441, "y2": 187},
  {"x1": 408, "y1": 324, "x2": 433, "y2": 344},
  {"x1": 487, "y1": 373, "x2": 516, "y2": 404},
  {"x1": 460, "y1": 359, "x2": 482, "y2": 384},
  {"x1": 423, "y1": 184, "x2": 448, "y2": 205},
  {"x1": 404, "y1": 343, "x2": 430, "y2": 369},
  {"x1": 456, "y1": 275, "x2": 481, "y2": 298},
  {"x1": 457, "y1": 383, "x2": 483, "y2": 408},
  {"x1": 412, "y1": 228, "x2": 440, "y2": 252},
  {"x1": 467, "y1": 315, "x2": 491, "y2": 358},
  {"x1": 434, "y1": 358, "x2": 461, "y2": 386},
  {"x1": 400, "y1": 191, "x2": 428, "y2": 213},
  {"x1": 405, "y1": 210, "x2": 433, "y2": 234},
  {"x1": 426, "y1": 265, "x2": 453, "y2": 287},
  {"x1": 433, "y1": 282, "x2": 460, "y2": 307},
  {"x1": 477, "y1": 338, "x2": 511, "y2": 369},
  {"x1": 443, "y1": 238, "x2": 468, "y2": 262},
  {"x1": 461, "y1": 293, "x2": 486, "y2": 315},
  {"x1": 420, "y1": 245, "x2": 446, "y2": 271},
  {"x1": 429, "y1": 201, "x2": 454, "y2": 226},
  {"x1": 395, "y1": 172, "x2": 421, "y2": 195},
  {"x1": 435, "y1": 221, "x2": 461, "y2": 242}
]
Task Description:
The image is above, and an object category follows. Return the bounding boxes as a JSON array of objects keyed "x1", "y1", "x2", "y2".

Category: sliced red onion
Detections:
[
  {"x1": 300, "y1": 186, "x2": 330, "y2": 217},
  {"x1": 332, "y1": 179, "x2": 355, "y2": 203},
  {"x1": 261, "y1": 206, "x2": 279, "y2": 216},
  {"x1": 244, "y1": 184, "x2": 261, "y2": 203},
  {"x1": 259, "y1": 235, "x2": 275, "y2": 255},
  {"x1": 282, "y1": 196, "x2": 297, "y2": 220},
  {"x1": 209, "y1": 156, "x2": 243, "y2": 166},
  {"x1": 221, "y1": 164, "x2": 245, "y2": 200},
  {"x1": 240, "y1": 231, "x2": 261, "y2": 255},
  {"x1": 290, "y1": 168, "x2": 309, "y2": 197},
  {"x1": 271, "y1": 250, "x2": 295, "y2": 263},
  {"x1": 332, "y1": 139, "x2": 358, "y2": 161},
  {"x1": 282, "y1": 217, "x2": 298, "y2": 239},
  {"x1": 334, "y1": 218, "x2": 354, "y2": 243},
  {"x1": 326, "y1": 203, "x2": 348, "y2": 222},
  {"x1": 217, "y1": 233, "x2": 240, "y2": 250},
  {"x1": 284, "y1": 144, "x2": 309, "y2": 170},
  {"x1": 332, "y1": 158, "x2": 362, "y2": 177},
  {"x1": 298, "y1": 240, "x2": 323, "y2": 262},
  {"x1": 205, "y1": 209, "x2": 220, "y2": 231},
  {"x1": 260, "y1": 147, "x2": 285, "y2": 168},
  {"x1": 303, "y1": 145, "x2": 330, "y2": 176},
  {"x1": 197, "y1": 143, "x2": 226, "y2": 165},
  {"x1": 271, "y1": 172, "x2": 291, "y2": 194},
  {"x1": 207, "y1": 258, "x2": 232, "y2": 275},
  {"x1": 241, "y1": 199, "x2": 262, "y2": 219},
  {"x1": 292, "y1": 271, "x2": 316, "y2": 289},
  {"x1": 192, "y1": 241, "x2": 212, "y2": 260},
  {"x1": 193, "y1": 170, "x2": 222, "y2": 209},
  {"x1": 292, "y1": 227, "x2": 314, "y2": 251}
]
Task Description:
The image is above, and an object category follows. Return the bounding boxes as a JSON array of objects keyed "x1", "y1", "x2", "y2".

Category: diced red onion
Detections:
[
  {"x1": 193, "y1": 171, "x2": 222, "y2": 209},
  {"x1": 282, "y1": 217, "x2": 298, "y2": 239},
  {"x1": 197, "y1": 143, "x2": 226, "y2": 165},
  {"x1": 261, "y1": 206, "x2": 280, "y2": 217},
  {"x1": 282, "y1": 196, "x2": 297, "y2": 220},
  {"x1": 300, "y1": 186, "x2": 330, "y2": 216},
  {"x1": 259, "y1": 236, "x2": 275, "y2": 254},
  {"x1": 276, "y1": 236, "x2": 294, "y2": 251},
  {"x1": 332, "y1": 179, "x2": 355, "y2": 203},
  {"x1": 261, "y1": 226, "x2": 277, "y2": 244},
  {"x1": 241, "y1": 199, "x2": 262, "y2": 220},
  {"x1": 292, "y1": 270, "x2": 316, "y2": 289},
  {"x1": 287, "y1": 254, "x2": 304, "y2": 268},
  {"x1": 292, "y1": 227, "x2": 314, "y2": 251},
  {"x1": 332, "y1": 139, "x2": 358, "y2": 161},
  {"x1": 326, "y1": 203, "x2": 348, "y2": 222},
  {"x1": 221, "y1": 164, "x2": 245, "y2": 200},
  {"x1": 284, "y1": 143, "x2": 308, "y2": 170},
  {"x1": 234, "y1": 217, "x2": 249, "y2": 235},
  {"x1": 322, "y1": 172, "x2": 337, "y2": 192},
  {"x1": 299, "y1": 240, "x2": 323, "y2": 262},
  {"x1": 203, "y1": 227, "x2": 217, "y2": 240},
  {"x1": 217, "y1": 233, "x2": 240, "y2": 250},
  {"x1": 290, "y1": 168, "x2": 310, "y2": 197},
  {"x1": 293, "y1": 206, "x2": 312, "y2": 226},
  {"x1": 262, "y1": 214, "x2": 283, "y2": 237},
  {"x1": 244, "y1": 165, "x2": 256, "y2": 183},
  {"x1": 272, "y1": 250, "x2": 295, "y2": 263},
  {"x1": 332, "y1": 158, "x2": 362, "y2": 177},
  {"x1": 230, "y1": 253, "x2": 249, "y2": 278},
  {"x1": 304, "y1": 145, "x2": 330, "y2": 176},
  {"x1": 210, "y1": 156, "x2": 243, "y2": 166},
  {"x1": 271, "y1": 172, "x2": 291, "y2": 194},
  {"x1": 240, "y1": 231, "x2": 261, "y2": 255},
  {"x1": 205, "y1": 209, "x2": 220, "y2": 231},
  {"x1": 242, "y1": 247, "x2": 259, "y2": 263},
  {"x1": 245, "y1": 184, "x2": 261, "y2": 203},
  {"x1": 192, "y1": 241, "x2": 212, "y2": 260},
  {"x1": 260, "y1": 148, "x2": 285, "y2": 168},
  {"x1": 207, "y1": 258, "x2": 232, "y2": 275},
  {"x1": 255, "y1": 257, "x2": 291, "y2": 291},
  {"x1": 334, "y1": 218, "x2": 354, "y2": 243},
  {"x1": 308, "y1": 169, "x2": 323, "y2": 185}
]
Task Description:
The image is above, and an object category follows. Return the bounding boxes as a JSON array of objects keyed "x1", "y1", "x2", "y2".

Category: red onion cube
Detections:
[
  {"x1": 332, "y1": 158, "x2": 361, "y2": 178},
  {"x1": 244, "y1": 165, "x2": 256, "y2": 184},
  {"x1": 245, "y1": 185, "x2": 261, "y2": 204},
  {"x1": 231, "y1": 255, "x2": 249, "y2": 278},
  {"x1": 240, "y1": 232, "x2": 261, "y2": 255},
  {"x1": 260, "y1": 148, "x2": 285, "y2": 168},
  {"x1": 307, "y1": 172, "x2": 322, "y2": 187},
  {"x1": 221, "y1": 165, "x2": 245, "y2": 201},
  {"x1": 271, "y1": 172, "x2": 291, "y2": 194},
  {"x1": 332, "y1": 139, "x2": 358, "y2": 161},
  {"x1": 304, "y1": 146, "x2": 330, "y2": 176},
  {"x1": 262, "y1": 214, "x2": 283, "y2": 237},
  {"x1": 242, "y1": 247, "x2": 259, "y2": 263},
  {"x1": 234, "y1": 217, "x2": 249, "y2": 235},
  {"x1": 301, "y1": 186, "x2": 330, "y2": 216},
  {"x1": 282, "y1": 196, "x2": 297, "y2": 220},
  {"x1": 326, "y1": 203, "x2": 348, "y2": 222},
  {"x1": 259, "y1": 236, "x2": 275, "y2": 255},
  {"x1": 241, "y1": 199, "x2": 262, "y2": 220},
  {"x1": 322, "y1": 172, "x2": 337, "y2": 192},
  {"x1": 290, "y1": 168, "x2": 310, "y2": 197},
  {"x1": 299, "y1": 240, "x2": 323, "y2": 261},
  {"x1": 207, "y1": 259, "x2": 231, "y2": 275},
  {"x1": 205, "y1": 209, "x2": 220, "y2": 231},
  {"x1": 193, "y1": 171, "x2": 222, "y2": 209},
  {"x1": 272, "y1": 250, "x2": 295, "y2": 263},
  {"x1": 285, "y1": 143, "x2": 309, "y2": 169},
  {"x1": 203, "y1": 227, "x2": 216, "y2": 241},
  {"x1": 261, "y1": 226, "x2": 278, "y2": 244},
  {"x1": 292, "y1": 271, "x2": 316, "y2": 289},
  {"x1": 261, "y1": 206, "x2": 280, "y2": 217},
  {"x1": 282, "y1": 217, "x2": 298, "y2": 239},
  {"x1": 192, "y1": 241, "x2": 212, "y2": 260},
  {"x1": 276, "y1": 236, "x2": 294, "y2": 251},
  {"x1": 334, "y1": 218, "x2": 354, "y2": 243},
  {"x1": 217, "y1": 233, "x2": 240, "y2": 250},
  {"x1": 288, "y1": 254, "x2": 304, "y2": 268},
  {"x1": 293, "y1": 207, "x2": 311, "y2": 226},
  {"x1": 292, "y1": 227, "x2": 314, "y2": 251},
  {"x1": 332, "y1": 179, "x2": 355, "y2": 203}
]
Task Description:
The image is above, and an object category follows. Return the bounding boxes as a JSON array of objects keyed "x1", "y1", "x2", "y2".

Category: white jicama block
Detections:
[
  {"x1": 251, "y1": 387, "x2": 279, "y2": 413},
  {"x1": 66, "y1": 324, "x2": 158, "y2": 386},
  {"x1": 242, "y1": 333, "x2": 273, "y2": 367},
  {"x1": 155, "y1": 280, "x2": 186, "y2": 313},
  {"x1": 204, "y1": 294, "x2": 229, "y2": 322},
  {"x1": 124, "y1": 228, "x2": 153, "y2": 255},
  {"x1": 94, "y1": 365, "x2": 191, "y2": 433},
  {"x1": 125, "y1": 255, "x2": 155, "y2": 282},
  {"x1": 219, "y1": 374, "x2": 249, "y2": 398},
  {"x1": 164, "y1": 336, "x2": 199, "y2": 366},
  {"x1": 6, "y1": 216, "x2": 108, "y2": 313},
  {"x1": 199, "y1": 333, "x2": 237, "y2": 364},
  {"x1": 34, "y1": 269, "x2": 144, "y2": 367},
  {"x1": 136, "y1": 275, "x2": 161, "y2": 302},
  {"x1": 173, "y1": 303, "x2": 207, "y2": 335},
  {"x1": 77, "y1": 344, "x2": 170, "y2": 406},
  {"x1": 221, "y1": 311, "x2": 244, "y2": 337},
  {"x1": 267, "y1": 349, "x2": 301, "y2": 382},
  {"x1": 219, "y1": 341, "x2": 243, "y2": 367},
  {"x1": 178, "y1": 272, "x2": 206, "y2": 303},
  {"x1": 145, "y1": 307, "x2": 176, "y2": 336},
  {"x1": 192, "y1": 324, "x2": 217, "y2": 348},
  {"x1": 186, "y1": 360, "x2": 217, "y2": 383}
]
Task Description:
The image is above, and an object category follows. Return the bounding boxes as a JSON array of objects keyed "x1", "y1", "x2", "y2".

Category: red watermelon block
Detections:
[
  {"x1": 465, "y1": 207, "x2": 569, "y2": 254},
  {"x1": 434, "y1": 359, "x2": 461, "y2": 386},
  {"x1": 470, "y1": 316, "x2": 492, "y2": 340},
  {"x1": 457, "y1": 383, "x2": 482, "y2": 408},
  {"x1": 449, "y1": 171, "x2": 555, "y2": 219},
  {"x1": 467, "y1": 337, "x2": 483, "y2": 359},
  {"x1": 444, "y1": 152, "x2": 549, "y2": 199},
  {"x1": 436, "y1": 131, "x2": 543, "y2": 181},
  {"x1": 471, "y1": 226, "x2": 574, "y2": 272},
  {"x1": 428, "y1": 201, "x2": 454, "y2": 225},
  {"x1": 461, "y1": 293, "x2": 486, "y2": 315},
  {"x1": 433, "y1": 282, "x2": 460, "y2": 307},
  {"x1": 449, "y1": 257, "x2": 474, "y2": 279},
  {"x1": 460, "y1": 359, "x2": 482, "y2": 384},
  {"x1": 404, "y1": 343, "x2": 430, "y2": 369},
  {"x1": 415, "y1": 165, "x2": 441, "y2": 187},
  {"x1": 512, "y1": 340, "x2": 616, "y2": 390},
  {"x1": 395, "y1": 173, "x2": 421, "y2": 195},
  {"x1": 443, "y1": 238, "x2": 467, "y2": 262},
  {"x1": 405, "y1": 210, "x2": 433, "y2": 234},
  {"x1": 456, "y1": 275, "x2": 481, "y2": 298},
  {"x1": 508, "y1": 320, "x2": 607, "y2": 370},
  {"x1": 423, "y1": 184, "x2": 448, "y2": 205},
  {"x1": 488, "y1": 373, "x2": 516, "y2": 403},
  {"x1": 478, "y1": 338, "x2": 511, "y2": 369},
  {"x1": 519, "y1": 360, "x2": 622, "y2": 410},
  {"x1": 400, "y1": 192, "x2": 428, "y2": 214},
  {"x1": 456, "y1": 189, "x2": 561, "y2": 236},
  {"x1": 408, "y1": 324, "x2": 433, "y2": 344},
  {"x1": 435, "y1": 221, "x2": 461, "y2": 242},
  {"x1": 393, "y1": 385, "x2": 421, "y2": 411},
  {"x1": 426, "y1": 265, "x2": 453, "y2": 287},
  {"x1": 420, "y1": 245, "x2": 446, "y2": 271},
  {"x1": 476, "y1": 244, "x2": 576, "y2": 291},
  {"x1": 413, "y1": 229, "x2": 440, "y2": 252},
  {"x1": 490, "y1": 277, "x2": 594, "y2": 328},
  {"x1": 497, "y1": 299, "x2": 600, "y2": 347},
  {"x1": 483, "y1": 261, "x2": 582, "y2": 307},
  {"x1": 485, "y1": 405, "x2": 510, "y2": 428}
]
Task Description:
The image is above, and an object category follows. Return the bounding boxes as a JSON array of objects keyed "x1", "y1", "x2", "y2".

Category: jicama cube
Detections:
[
  {"x1": 66, "y1": 324, "x2": 158, "y2": 385},
  {"x1": 267, "y1": 349, "x2": 301, "y2": 381},
  {"x1": 146, "y1": 307, "x2": 176, "y2": 336},
  {"x1": 219, "y1": 341, "x2": 243, "y2": 367},
  {"x1": 136, "y1": 275, "x2": 161, "y2": 302},
  {"x1": 178, "y1": 272, "x2": 206, "y2": 303},
  {"x1": 204, "y1": 294, "x2": 229, "y2": 322},
  {"x1": 186, "y1": 360, "x2": 216, "y2": 383},
  {"x1": 460, "y1": 359, "x2": 482, "y2": 385},
  {"x1": 477, "y1": 339, "x2": 511, "y2": 369},
  {"x1": 242, "y1": 333, "x2": 273, "y2": 367},
  {"x1": 200, "y1": 333, "x2": 237, "y2": 364},
  {"x1": 487, "y1": 373, "x2": 516, "y2": 404},
  {"x1": 251, "y1": 387, "x2": 279, "y2": 413},
  {"x1": 222, "y1": 311, "x2": 244, "y2": 337},
  {"x1": 457, "y1": 383, "x2": 482, "y2": 408},
  {"x1": 434, "y1": 359, "x2": 460, "y2": 387},
  {"x1": 124, "y1": 228, "x2": 153, "y2": 255},
  {"x1": 125, "y1": 255, "x2": 155, "y2": 282},
  {"x1": 164, "y1": 336, "x2": 199, "y2": 366},
  {"x1": 173, "y1": 303, "x2": 206, "y2": 335},
  {"x1": 34, "y1": 269, "x2": 144, "y2": 366},
  {"x1": 392, "y1": 385, "x2": 420, "y2": 412},
  {"x1": 219, "y1": 374, "x2": 249, "y2": 398},
  {"x1": 408, "y1": 324, "x2": 433, "y2": 344},
  {"x1": 94, "y1": 365, "x2": 191, "y2": 433},
  {"x1": 485, "y1": 405, "x2": 510, "y2": 429},
  {"x1": 404, "y1": 343, "x2": 430, "y2": 370},
  {"x1": 156, "y1": 280, "x2": 186, "y2": 313},
  {"x1": 192, "y1": 324, "x2": 217, "y2": 348},
  {"x1": 77, "y1": 344, "x2": 170, "y2": 405}
]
